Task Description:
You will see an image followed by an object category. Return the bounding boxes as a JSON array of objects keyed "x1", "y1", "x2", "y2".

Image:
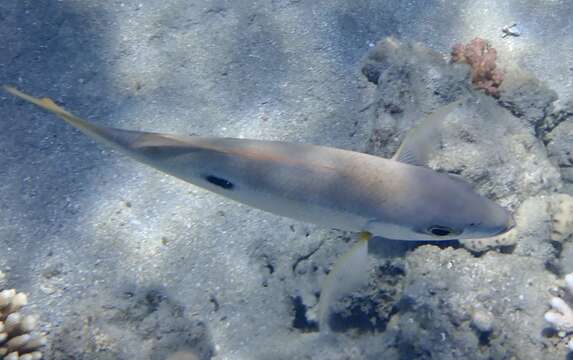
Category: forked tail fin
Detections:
[{"x1": 3, "y1": 86, "x2": 146, "y2": 152}]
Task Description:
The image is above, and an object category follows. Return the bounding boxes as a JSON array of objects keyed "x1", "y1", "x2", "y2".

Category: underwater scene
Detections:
[{"x1": 1, "y1": 1, "x2": 573, "y2": 359}]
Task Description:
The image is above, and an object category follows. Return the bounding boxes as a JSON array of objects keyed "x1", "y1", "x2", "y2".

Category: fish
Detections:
[{"x1": 3, "y1": 86, "x2": 515, "y2": 331}]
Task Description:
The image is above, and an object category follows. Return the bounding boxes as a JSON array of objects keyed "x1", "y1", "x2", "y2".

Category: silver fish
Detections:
[
  {"x1": 3, "y1": 86, "x2": 515, "y2": 330},
  {"x1": 3, "y1": 87, "x2": 513, "y2": 241}
]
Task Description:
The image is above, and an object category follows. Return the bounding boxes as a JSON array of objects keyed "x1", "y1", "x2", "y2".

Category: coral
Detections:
[
  {"x1": 451, "y1": 38, "x2": 504, "y2": 96},
  {"x1": 545, "y1": 273, "x2": 573, "y2": 351},
  {"x1": 0, "y1": 271, "x2": 46, "y2": 360}
]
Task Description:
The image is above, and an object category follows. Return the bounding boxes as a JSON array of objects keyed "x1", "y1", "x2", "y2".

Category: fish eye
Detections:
[{"x1": 427, "y1": 225, "x2": 455, "y2": 237}]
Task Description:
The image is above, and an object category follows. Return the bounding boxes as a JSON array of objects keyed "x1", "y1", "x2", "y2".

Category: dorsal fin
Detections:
[{"x1": 392, "y1": 100, "x2": 463, "y2": 167}]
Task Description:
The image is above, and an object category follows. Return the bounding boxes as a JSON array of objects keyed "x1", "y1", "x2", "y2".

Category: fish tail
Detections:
[
  {"x1": 3, "y1": 85, "x2": 111, "y2": 142},
  {"x1": 2, "y1": 85, "x2": 143, "y2": 152}
]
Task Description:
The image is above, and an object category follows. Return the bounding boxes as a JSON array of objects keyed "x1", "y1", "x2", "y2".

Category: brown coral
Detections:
[{"x1": 451, "y1": 38, "x2": 504, "y2": 96}]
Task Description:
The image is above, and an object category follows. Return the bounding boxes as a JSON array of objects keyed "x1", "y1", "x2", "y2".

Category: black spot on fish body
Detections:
[{"x1": 205, "y1": 175, "x2": 234, "y2": 189}]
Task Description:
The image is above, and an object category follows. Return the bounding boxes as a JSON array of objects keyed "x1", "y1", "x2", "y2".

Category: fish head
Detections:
[{"x1": 376, "y1": 168, "x2": 515, "y2": 241}]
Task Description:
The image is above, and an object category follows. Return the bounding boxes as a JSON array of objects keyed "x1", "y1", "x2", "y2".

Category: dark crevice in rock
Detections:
[{"x1": 291, "y1": 296, "x2": 318, "y2": 332}]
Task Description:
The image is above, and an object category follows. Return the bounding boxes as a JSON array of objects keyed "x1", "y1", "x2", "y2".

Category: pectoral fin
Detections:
[{"x1": 317, "y1": 235, "x2": 370, "y2": 333}]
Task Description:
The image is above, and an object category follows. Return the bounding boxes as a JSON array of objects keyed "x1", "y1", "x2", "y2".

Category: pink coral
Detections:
[{"x1": 451, "y1": 38, "x2": 504, "y2": 96}]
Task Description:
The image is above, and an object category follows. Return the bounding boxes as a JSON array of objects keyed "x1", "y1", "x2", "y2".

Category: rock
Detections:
[
  {"x1": 546, "y1": 120, "x2": 573, "y2": 187},
  {"x1": 472, "y1": 309, "x2": 494, "y2": 333},
  {"x1": 395, "y1": 245, "x2": 554, "y2": 360},
  {"x1": 543, "y1": 99, "x2": 573, "y2": 137},
  {"x1": 498, "y1": 68, "x2": 559, "y2": 136},
  {"x1": 362, "y1": 38, "x2": 470, "y2": 122},
  {"x1": 48, "y1": 287, "x2": 214, "y2": 360},
  {"x1": 348, "y1": 37, "x2": 569, "y2": 360},
  {"x1": 325, "y1": 249, "x2": 407, "y2": 333},
  {"x1": 430, "y1": 95, "x2": 560, "y2": 209},
  {"x1": 362, "y1": 38, "x2": 561, "y2": 209}
]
